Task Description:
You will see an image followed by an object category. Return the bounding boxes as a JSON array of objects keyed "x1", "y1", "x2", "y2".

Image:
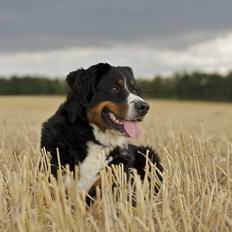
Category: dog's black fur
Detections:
[
  {"x1": 87, "y1": 144, "x2": 163, "y2": 205},
  {"x1": 41, "y1": 63, "x2": 163, "y2": 203}
]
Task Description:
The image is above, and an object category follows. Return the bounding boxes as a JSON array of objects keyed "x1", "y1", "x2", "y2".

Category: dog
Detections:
[{"x1": 41, "y1": 63, "x2": 163, "y2": 203}]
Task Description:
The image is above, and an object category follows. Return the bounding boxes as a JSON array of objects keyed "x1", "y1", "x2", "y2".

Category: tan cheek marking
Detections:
[{"x1": 87, "y1": 101, "x2": 129, "y2": 132}]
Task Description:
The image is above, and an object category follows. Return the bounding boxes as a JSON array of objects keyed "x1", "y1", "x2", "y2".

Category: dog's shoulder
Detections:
[{"x1": 41, "y1": 102, "x2": 94, "y2": 172}]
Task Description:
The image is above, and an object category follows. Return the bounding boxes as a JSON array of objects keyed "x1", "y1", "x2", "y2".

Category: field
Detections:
[{"x1": 0, "y1": 96, "x2": 232, "y2": 232}]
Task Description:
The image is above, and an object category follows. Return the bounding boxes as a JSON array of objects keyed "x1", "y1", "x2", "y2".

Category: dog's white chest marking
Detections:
[
  {"x1": 78, "y1": 142, "x2": 111, "y2": 192},
  {"x1": 78, "y1": 125, "x2": 127, "y2": 192}
]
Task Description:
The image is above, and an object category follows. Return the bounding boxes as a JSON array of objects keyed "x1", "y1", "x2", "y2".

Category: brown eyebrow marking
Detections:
[
  {"x1": 116, "y1": 79, "x2": 123, "y2": 87},
  {"x1": 130, "y1": 79, "x2": 136, "y2": 86}
]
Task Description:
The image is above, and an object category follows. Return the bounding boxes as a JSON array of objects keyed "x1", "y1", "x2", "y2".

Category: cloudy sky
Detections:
[{"x1": 0, "y1": 0, "x2": 232, "y2": 78}]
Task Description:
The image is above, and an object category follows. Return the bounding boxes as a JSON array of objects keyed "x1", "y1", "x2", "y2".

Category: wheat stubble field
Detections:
[{"x1": 0, "y1": 96, "x2": 231, "y2": 232}]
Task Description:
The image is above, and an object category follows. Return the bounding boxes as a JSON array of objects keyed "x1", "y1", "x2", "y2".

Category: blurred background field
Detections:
[{"x1": 0, "y1": 97, "x2": 231, "y2": 231}]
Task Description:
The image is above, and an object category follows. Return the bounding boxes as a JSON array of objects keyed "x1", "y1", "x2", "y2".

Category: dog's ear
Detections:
[
  {"x1": 66, "y1": 63, "x2": 111, "y2": 106},
  {"x1": 117, "y1": 66, "x2": 134, "y2": 77},
  {"x1": 66, "y1": 69, "x2": 85, "y2": 88}
]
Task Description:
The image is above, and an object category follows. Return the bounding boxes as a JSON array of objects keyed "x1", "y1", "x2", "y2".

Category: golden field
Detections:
[{"x1": 0, "y1": 96, "x2": 232, "y2": 232}]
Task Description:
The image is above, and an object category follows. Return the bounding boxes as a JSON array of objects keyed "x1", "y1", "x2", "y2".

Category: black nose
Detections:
[{"x1": 135, "y1": 101, "x2": 150, "y2": 115}]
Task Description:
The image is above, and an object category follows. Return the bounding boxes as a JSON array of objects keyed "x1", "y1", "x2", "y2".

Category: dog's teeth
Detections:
[
  {"x1": 109, "y1": 112, "x2": 116, "y2": 121},
  {"x1": 109, "y1": 112, "x2": 123, "y2": 125},
  {"x1": 115, "y1": 119, "x2": 123, "y2": 125}
]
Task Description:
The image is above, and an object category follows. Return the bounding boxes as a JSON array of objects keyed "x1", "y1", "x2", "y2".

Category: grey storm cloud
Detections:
[
  {"x1": 1, "y1": 0, "x2": 232, "y2": 52},
  {"x1": 0, "y1": 0, "x2": 232, "y2": 77}
]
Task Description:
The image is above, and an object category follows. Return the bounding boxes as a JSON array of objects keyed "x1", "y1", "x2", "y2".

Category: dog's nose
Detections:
[{"x1": 135, "y1": 101, "x2": 150, "y2": 115}]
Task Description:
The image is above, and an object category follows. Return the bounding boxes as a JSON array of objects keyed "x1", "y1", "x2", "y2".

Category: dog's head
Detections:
[{"x1": 66, "y1": 63, "x2": 149, "y2": 139}]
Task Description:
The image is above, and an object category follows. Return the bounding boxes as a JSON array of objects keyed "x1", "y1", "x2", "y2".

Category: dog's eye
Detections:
[
  {"x1": 132, "y1": 88, "x2": 138, "y2": 94},
  {"x1": 111, "y1": 87, "x2": 120, "y2": 94}
]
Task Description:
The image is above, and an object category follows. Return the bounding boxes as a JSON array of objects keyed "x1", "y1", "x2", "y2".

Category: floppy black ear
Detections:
[
  {"x1": 117, "y1": 66, "x2": 134, "y2": 77},
  {"x1": 66, "y1": 63, "x2": 111, "y2": 106},
  {"x1": 66, "y1": 69, "x2": 85, "y2": 88}
]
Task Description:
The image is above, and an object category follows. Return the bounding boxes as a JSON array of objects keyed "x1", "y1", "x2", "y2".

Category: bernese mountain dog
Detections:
[{"x1": 41, "y1": 63, "x2": 163, "y2": 204}]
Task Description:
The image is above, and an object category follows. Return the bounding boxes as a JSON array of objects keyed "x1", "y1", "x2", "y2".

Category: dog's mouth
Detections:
[{"x1": 102, "y1": 108, "x2": 142, "y2": 139}]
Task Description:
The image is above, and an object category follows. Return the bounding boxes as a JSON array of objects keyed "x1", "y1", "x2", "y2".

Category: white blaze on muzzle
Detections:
[
  {"x1": 124, "y1": 78, "x2": 147, "y2": 120},
  {"x1": 119, "y1": 78, "x2": 148, "y2": 139}
]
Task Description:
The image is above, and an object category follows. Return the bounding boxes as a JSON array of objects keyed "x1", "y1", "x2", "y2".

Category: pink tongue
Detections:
[{"x1": 122, "y1": 121, "x2": 142, "y2": 139}]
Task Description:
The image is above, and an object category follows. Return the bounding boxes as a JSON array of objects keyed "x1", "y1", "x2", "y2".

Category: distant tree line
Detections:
[
  {"x1": 0, "y1": 76, "x2": 67, "y2": 95},
  {"x1": 138, "y1": 72, "x2": 232, "y2": 102},
  {"x1": 0, "y1": 72, "x2": 232, "y2": 102}
]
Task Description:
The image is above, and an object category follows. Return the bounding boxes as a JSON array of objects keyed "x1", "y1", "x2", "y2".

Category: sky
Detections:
[{"x1": 0, "y1": 0, "x2": 232, "y2": 78}]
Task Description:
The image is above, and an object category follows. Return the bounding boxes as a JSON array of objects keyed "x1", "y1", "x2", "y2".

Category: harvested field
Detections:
[{"x1": 0, "y1": 96, "x2": 231, "y2": 231}]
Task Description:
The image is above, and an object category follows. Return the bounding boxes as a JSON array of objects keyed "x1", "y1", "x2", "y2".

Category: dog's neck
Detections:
[{"x1": 91, "y1": 124, "x2": 128, "y2": 148}]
